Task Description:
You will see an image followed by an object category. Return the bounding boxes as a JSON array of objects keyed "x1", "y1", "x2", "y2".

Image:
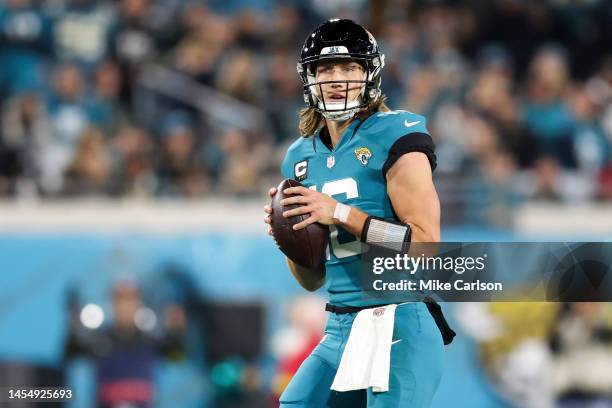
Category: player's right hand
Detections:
[{"x1": 263, "y1": 187, "x2": 277, "y2": 236}]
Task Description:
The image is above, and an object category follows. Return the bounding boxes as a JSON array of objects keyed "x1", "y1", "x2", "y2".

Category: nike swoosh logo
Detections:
[
  {"x1": 404, "y1": 120, "x2": 420, "y2": 128},
  {"x1": 391, "y1": 339, "x2": 403, "y2": 346}
]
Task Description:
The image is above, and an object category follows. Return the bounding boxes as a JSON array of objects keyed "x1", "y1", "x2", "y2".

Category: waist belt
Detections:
[
  {"x1": 324, "y1": 297, "x2": 456, "y2": 345},
  {"x1": 325, "y1": 303, "x2": 388, "y2": 314}
]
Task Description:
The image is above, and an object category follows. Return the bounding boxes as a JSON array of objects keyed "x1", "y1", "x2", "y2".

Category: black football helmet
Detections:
[{"x1": 297, "y1": 19, "x2": 385, "y2": 121}]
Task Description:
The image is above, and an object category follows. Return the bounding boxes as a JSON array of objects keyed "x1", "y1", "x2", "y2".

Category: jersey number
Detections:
[{"x1": 311, "y1": 178, "x2": 363, "y2": 259}]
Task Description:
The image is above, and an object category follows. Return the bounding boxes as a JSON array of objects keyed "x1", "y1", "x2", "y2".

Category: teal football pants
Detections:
[{"x1": 279, "y1": 302, "x2": 444, "y2": 408}]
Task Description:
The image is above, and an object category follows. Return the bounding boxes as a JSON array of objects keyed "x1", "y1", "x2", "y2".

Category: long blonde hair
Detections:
[{"x1": 298, "y1": 97, "x2": 390, "y2": 137}]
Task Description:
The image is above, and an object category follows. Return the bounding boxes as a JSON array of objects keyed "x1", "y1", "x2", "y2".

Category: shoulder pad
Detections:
[{"x1": 362, "y1": 110, "x2": 429, "y2": 144}]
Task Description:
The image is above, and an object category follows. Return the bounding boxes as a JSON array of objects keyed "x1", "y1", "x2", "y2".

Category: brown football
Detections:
[{"x1": 270, "y1": 179, "x2": 329, "y2": 269}]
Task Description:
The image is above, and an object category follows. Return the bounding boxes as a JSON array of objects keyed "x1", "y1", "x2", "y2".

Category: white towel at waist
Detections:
[{"x1": 330, "y1": 303, "x2": 397, "y2": 393}]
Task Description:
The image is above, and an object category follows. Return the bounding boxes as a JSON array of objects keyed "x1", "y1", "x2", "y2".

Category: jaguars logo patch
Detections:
[{"x1": 354, "y1": 147, "x2": 372, "y2": 166}]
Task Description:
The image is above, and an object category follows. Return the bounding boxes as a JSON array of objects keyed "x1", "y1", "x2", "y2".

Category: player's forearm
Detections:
[
  {"x1": 333, "y1": 205, "x2": 369, "y2": 238},
  {"x1": 335, "y1": 203, "x2": 438, "y2": 257},
  {"x1": 286, "y1": 257, "x2": 325, "y2": 292}
]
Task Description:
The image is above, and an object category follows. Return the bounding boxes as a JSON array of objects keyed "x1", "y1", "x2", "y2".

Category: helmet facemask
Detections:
[{"x1": 310, "y1": 79, "x2": 365, "y2": 121}]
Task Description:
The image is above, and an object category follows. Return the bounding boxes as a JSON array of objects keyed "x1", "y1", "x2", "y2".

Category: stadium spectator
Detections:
[
  {"x1": 569, "y1": 84, "x2": 609, "y2": 174},
  {"x1": 216, "y1": 128, "x2": 273, "y2": 196},
  {"x1": 111, "y1": 124, "x2": 156, "y2": 196},
  {"x1": 50, "y1": 0, "x2": 115, "y2": 66},
  {"x1": 108, "y1": 0, "x2": 160, "y2": 67},
  {"x1": 172, "y1": 37, "x2": 220, "y2": 87},
  {"x1": 87, "y1": 60, "x2": 126, "y2": 134},
  {"x1": 156, "y1": 111, "x2": 210, "y2": 197},
  {"x1": 265, "y1": 49, "x2": 302, "y2": 143},
  {"x1": 215, "y1": 49, "x2": 262, "y2": 104},
  {"x1": 522, "y1": 45, "x2": 576, "y2": 168},
  {"x1": 39, "y1": 64, "x2": 92, "y2": 194},
  {"x1": 0, "y1": 93, "x2": 51, "y2": 196},
  {"x1": 63, "y1": 127, "x2": 112, "y2": 196},
  {"x1": 0, "y1": 0, "x2": 51, "y2": 98},
  {"x1": 549, "y1": 303, "x2": 612, "y2": 408}
]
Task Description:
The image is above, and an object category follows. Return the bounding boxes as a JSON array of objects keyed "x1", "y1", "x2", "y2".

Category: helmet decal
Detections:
[{"x1": 320, "y1": 46, "x2": 350, "y2": 55}]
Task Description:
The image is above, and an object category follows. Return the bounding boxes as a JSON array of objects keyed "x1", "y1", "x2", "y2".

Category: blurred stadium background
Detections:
[{"x1": 1, "y1": 0, "x2": 612, "y2": 407}]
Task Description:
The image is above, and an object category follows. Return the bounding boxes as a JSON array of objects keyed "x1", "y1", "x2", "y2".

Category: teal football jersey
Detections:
[{"x1": 280, "y1": 110, "x2": 435, "y2": 306}]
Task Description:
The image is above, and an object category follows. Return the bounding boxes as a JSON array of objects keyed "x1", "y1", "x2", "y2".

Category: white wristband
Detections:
[{"x1": 333, "y1": 203, "x2": 351, "y2": 223}]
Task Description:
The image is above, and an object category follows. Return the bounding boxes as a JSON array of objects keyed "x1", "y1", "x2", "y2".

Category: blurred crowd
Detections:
[
  {"x1": 1, "y1": 0, "x2": 612, "y2": 224},
  {"x1": 456, "y1": 302, "x2": 612, "y2": 408}
]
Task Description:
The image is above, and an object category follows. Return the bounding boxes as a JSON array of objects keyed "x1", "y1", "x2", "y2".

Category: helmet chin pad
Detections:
[
  {"x1": 317, "y1": 99, "x2": 362, "y2": 121},
  {"x1": 322, "y1": 110, "x2": 358, "y2": 121}
]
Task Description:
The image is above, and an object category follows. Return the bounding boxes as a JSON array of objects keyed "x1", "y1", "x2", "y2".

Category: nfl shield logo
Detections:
[
  {"x1": 373, "y1": 307, "x2": 385, "y2": 317},
  {"x1": 327, "y1": 156, "x2": 335, "y2": 168}
]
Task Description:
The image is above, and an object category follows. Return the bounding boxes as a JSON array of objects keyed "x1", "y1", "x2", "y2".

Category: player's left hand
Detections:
[{"x1": 281, "y1": 186, "x2": 337, "y2": 230}]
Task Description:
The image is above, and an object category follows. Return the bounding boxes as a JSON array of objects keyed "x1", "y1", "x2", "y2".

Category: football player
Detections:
[{"x1": 264, "y1": 19, "x2": 452, "y2": 407}]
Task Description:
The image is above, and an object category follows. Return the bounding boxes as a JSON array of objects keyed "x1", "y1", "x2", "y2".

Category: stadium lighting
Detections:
[
  {"x1": 134, "y1": 307, "x2": 157, "y2": 332},
  {"x1": 80, "y1": 304, "x2": 104, "y2": 329}
]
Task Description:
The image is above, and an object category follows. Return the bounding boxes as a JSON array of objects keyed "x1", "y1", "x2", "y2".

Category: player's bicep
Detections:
[{"x1": 386, "y1": 152, "x2": 440, "y2": 242}]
